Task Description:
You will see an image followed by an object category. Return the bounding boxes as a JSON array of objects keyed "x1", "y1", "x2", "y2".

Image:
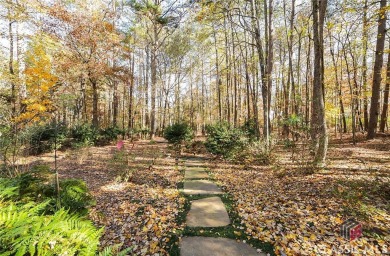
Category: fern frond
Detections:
[
  {"x1": 0, "y1": 201, "x2": 101, "y2": 256},
  {"x1": 98, "y1": 244, "x2": 133, "y2": 256}
]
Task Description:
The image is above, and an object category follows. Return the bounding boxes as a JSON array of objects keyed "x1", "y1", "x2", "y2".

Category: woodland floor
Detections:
[{"x1": 23, "y1": 134, "x2": 389, "y2": 255}]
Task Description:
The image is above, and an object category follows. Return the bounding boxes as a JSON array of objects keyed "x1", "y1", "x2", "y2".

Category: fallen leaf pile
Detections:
[
  {"x1": 54, "y1": 139, "x2": 185, "y2": 255},
  {"x1": 91, "y1": 182, "x2": 184, "y2": 255},
  {"x1": 26, "y1": 135, "x2": 389, "y2": 255},
  {"x1": 212, "y1": 139, "x2": 390, "y2": 256}
]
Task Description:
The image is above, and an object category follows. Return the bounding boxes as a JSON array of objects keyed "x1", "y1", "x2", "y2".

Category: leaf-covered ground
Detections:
[
  {"x1": 50, "y1": 139, "x2": 186, "y2": 255},
  {"x1": 25, "y1": 135, "x2": 389, "y2": 255},
  {"x1": 211, "y1": 136, "x2": 389, "y2": 255}
]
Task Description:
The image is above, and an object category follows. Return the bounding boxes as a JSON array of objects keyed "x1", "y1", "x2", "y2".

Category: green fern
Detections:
[
  {"x1": 0, "y1": 200, "x2": 102, "y2": 256},
  {"x1": 0, "y1": 178, "x2": 131, "y2": 256},
  {"x1": 98, "y1": 244, "x2": 133, "y2": 256},
  {"x1": 0, "y1": 178, "x2": 19, "y2": 200}
]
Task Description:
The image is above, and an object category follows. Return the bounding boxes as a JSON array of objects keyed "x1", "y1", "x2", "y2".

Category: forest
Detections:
[{"x1": 0, "y1": 0, "x2": 389, "y2": 255}]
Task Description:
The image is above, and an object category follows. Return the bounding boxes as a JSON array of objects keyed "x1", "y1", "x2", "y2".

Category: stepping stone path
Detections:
[
  {"x1": 187, "y1": 197, "x2": 230, "y2": 227},
  {"x1": 185, "y1": 162, "x2": 206, "y2": 167},
  {"x1": 183, "y1": 180, "x2": 223, "y2": 195},
  {"x1": 181, "y1": 237, "x2": 261, "y2": 256},
  {"x1": 184, "y1": 168, "x2": 209, "y2": 179},
  {"x1": 180, "y1": 157, "x2": 264, "y2": 256}
]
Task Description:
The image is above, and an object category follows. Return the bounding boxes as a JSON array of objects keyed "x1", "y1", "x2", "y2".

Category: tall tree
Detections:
[
  {"x1": 380, "y1": 40, "x2": 390, "y2": 132},
  {"x1": 311, "y1": 0, "x2": 328, "y2": 167},
  {"x1": 367, "y1": 0, "x2": 387, "y2": 139},
  {"x1": 45, "y1": 2, "x2": 121, "y2": 129}
]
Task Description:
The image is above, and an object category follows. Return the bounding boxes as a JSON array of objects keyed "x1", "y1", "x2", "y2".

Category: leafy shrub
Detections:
[
  {"x1": 205, "y1": 122, "x2": 247, "y2": 159},
  {"x1": 233, "y1": 141, "x2": 276, "y2": 165},
  {"x1": 280, "y1": 114, "x2": 309, "y2": 141},
  {"x1": 18, "y1": 165, "x2": 54, "y2": 202},
  {"x1": 240, "y1": 119, "x2": 259, "y2": 141},
  {"x1": 71, "y1": 124, "x2": 98, "y2": 146},
  {"x1": 164, "y1": 122, "x2": 194, "y2": 145},
  {"x1": 96, "y1": 126, "x2": 124, "y2": 146},
  {"x1": 71, "y1": 124, "x2": 124, "y2": 147},
  {"x1": 4, "y1": 165, "x2": 94, "y2": 214},
  {"x1": 27, "y1": 122, "x2": 69, "y2": 155}
]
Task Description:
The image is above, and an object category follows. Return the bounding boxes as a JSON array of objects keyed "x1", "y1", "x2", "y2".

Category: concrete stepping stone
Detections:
[
  {"x1": 185, "y1": 167, "x2": 205, "y2": 171},
  {"x1": 185, "y1": 161, "x2": 206, "y2": 167},
  {"x1": 185, "y1": 169, "x2": 209, "y2": 179},
  {"x1": 187, "y1": 197, "x2": 230, "y2": 227},
  {"x1": 183, "y1": 180, "x2": 223, "y2": 195},
  {"x1": 180, "y1": 237, "x2": 264, "y2": 256}
]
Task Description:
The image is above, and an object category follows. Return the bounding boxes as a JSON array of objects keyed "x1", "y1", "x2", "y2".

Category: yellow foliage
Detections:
[{"x1": 16, "y1": 34, "x2": 58, "y2": 124}]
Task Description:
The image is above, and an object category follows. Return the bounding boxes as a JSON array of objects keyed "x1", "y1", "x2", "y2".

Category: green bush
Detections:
[
  {"x1": 164, "y1": 122, "x2": 194, "y2": 145},
  {"x1": 205, "y1": 122, "x2": 247, "y2": 159},
  {"x1": 71, "y1": 124, "x2": 124, "y2": 147},
  {"x1": 232, "y1": 141, "x2": 276, "y2": 165},
  {"x1": 27, "y1": 122, "x2": 69, "y2": 155},
  {"x1": 240, "y1": 119, "x2": 259, "y2": 141},
  {"x1": 4, "y1": 165, "x2": 94, "y2": 214},
  {"x1": 18, "y1": 165, "x2": 55, "y2": 202},
  {"x1": 71, "y1": 124, "x2": 98, "y2": 146},
  {"x1": 96, "y1": 126, "x2": 124, "y2": 146}
]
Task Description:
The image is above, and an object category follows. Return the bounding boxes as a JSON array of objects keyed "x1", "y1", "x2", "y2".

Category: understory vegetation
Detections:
[
  {"x1": 0, "y1": 165, "x2": 129, "y2": 255},
  {"x1": 164, "y1": 122, "x2": 195, "y2": 154},
  {"x1": 1, "y1": 0, "x2": 390, "y2": 255},
  {"x1": 0, "y1": 123, "x2": 125, "y2": 175},
  {"x1": 204, "y1": 122, "x2": 275, "y2": 165}
]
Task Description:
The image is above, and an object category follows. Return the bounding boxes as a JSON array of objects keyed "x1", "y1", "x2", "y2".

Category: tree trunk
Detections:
[
  {"x1": 380, "y1": 42, "x2": 390, "y2": 132},
  {"x1": 213, "y1": 26, "x2": 222, "y2": 122},
  {"x1": 144, "y1": 47, "x2": 150, "y2": 130},
  {"x1": 367, "y1": 0, "x2": 387, "y2": 139},
  {"x1": 343, "y1": 47, "x2": 356, "y2": 144},
  {"x1": 8, "y1": 12, "x2": 16, "y2": 124},
  {"x1": 112, "y1": 80, "x2": 118, "y2": 127},
  {"x1": 250, "y1": 0, "x2": 264, "y2": 139},
  {"x1": 90, "y1": 77, "x2": 99, "y2": 128},
  {"x1": 328, "y1": 31, "x2": 347, "y2": 133},
  {"x1": 311, "y1": 0, "x2": 328, "y2": 167},
  {"x1": 362, "y1": 0, "x2": 369, "y2": 131},
  {"x1": 128, "y1": 51, "x2": 135, "y2": 133},
  {"x1": 223, "y1": 14, "x2": 231, "y2": 123},
  {"x1": 150, "y1": 43, "x2": 157, "y2": 138}
]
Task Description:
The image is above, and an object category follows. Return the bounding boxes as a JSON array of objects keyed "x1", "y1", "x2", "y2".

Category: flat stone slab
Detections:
[
  {"x1": 187, "y1": 197, "x2": 230, "y2": 227},
  {"x1": 185, "y1": 169, "x2": 209, "y2": 179},
  {"x1": 185, "y1": 161, "x2": 206, "y2": 167},
  {"x1": 180, "y1": 237, "x2": 264, "y2": 256},
  {"x1": 186, "y1": 167, "x2": 206, "y2": 171},
  {"x1": 183, "y1": 180, "x2": 223, "y2": 195}
]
